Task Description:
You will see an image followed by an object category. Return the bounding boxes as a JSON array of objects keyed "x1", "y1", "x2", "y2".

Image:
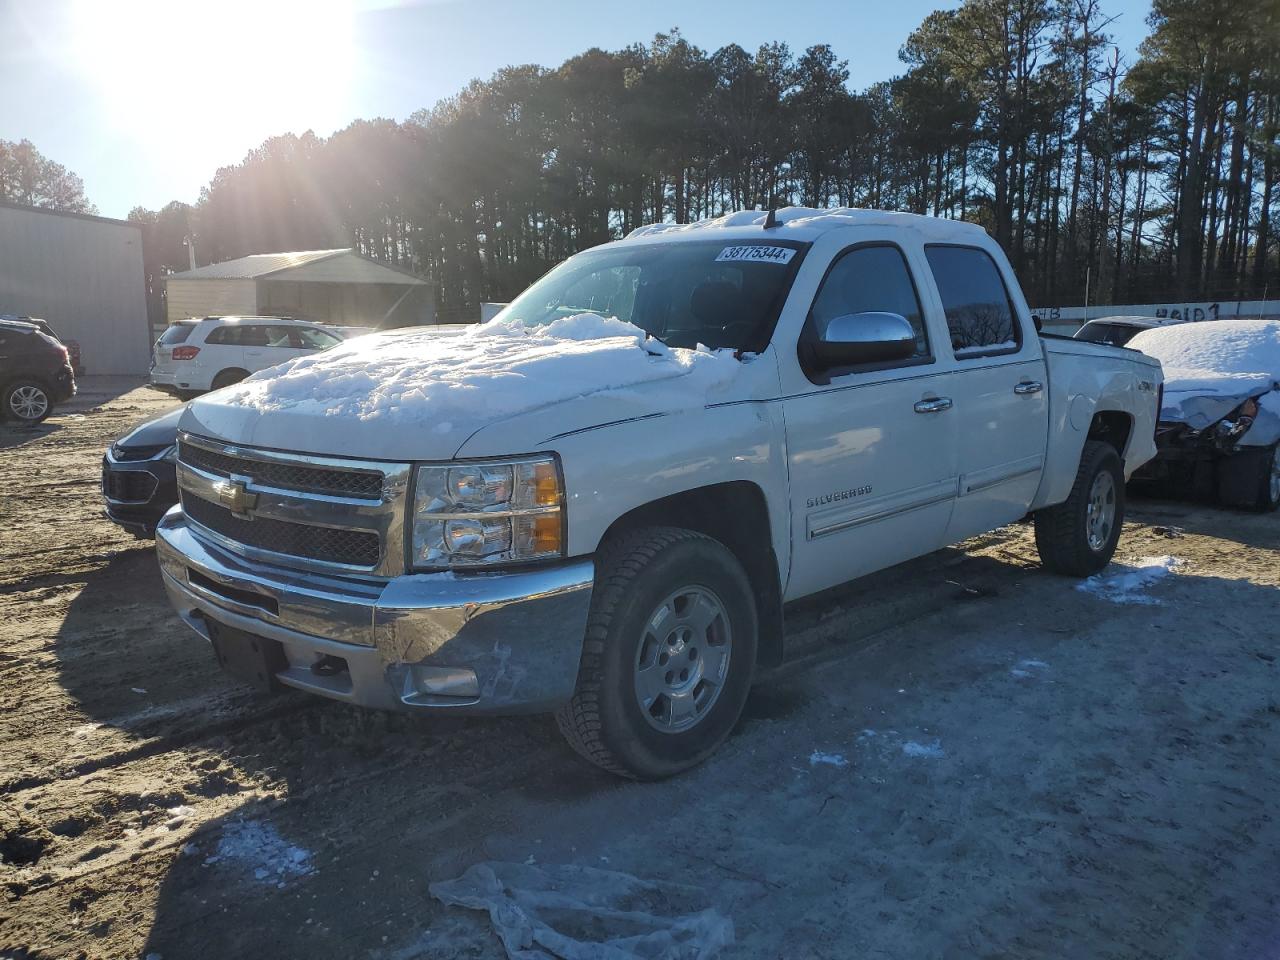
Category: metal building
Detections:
[
  {"x1": 0, "y1": 200, "x2": 149, "y2": 375},
  {"x1": 164, "y1": 249, "x2": 434, "y2": 330}
]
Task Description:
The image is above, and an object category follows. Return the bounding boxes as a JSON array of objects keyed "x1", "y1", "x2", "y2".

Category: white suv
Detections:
[{"x1": 150, "y1": 316, "x2": 345, "y2": 396}]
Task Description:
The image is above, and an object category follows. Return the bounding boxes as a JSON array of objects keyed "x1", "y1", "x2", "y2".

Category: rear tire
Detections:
[
  {"x1": 1035, "y1": 440, "x2": 1125, "y2": 576},
  {"x1": 1217, "y1": 443, "x2": 1280, "y2": 513},
  {"x1": 556, "y1": 527, "x2": 758, "y2": 780},
  {"x1": 210, "y1": 369, "x2": 249, "y2": 390},
  {"x1": 2, "y1": 380, "x2": 53, "y2": 424}
]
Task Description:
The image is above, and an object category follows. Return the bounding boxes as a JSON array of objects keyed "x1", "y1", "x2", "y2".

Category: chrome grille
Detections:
[
  {"x1": 176, "y1": 433, "x2": 412, "y2": 577},
  {"x1": 184, "y1": 494, "x2": 382, "y2": 567},
  {"x1": 178, "y1": 439, "x2": 384, "y2": 499}
]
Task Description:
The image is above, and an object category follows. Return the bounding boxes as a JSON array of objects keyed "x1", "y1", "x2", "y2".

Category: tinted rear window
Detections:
[
  {"x1": 159, "y1": 324, "x2": 195, "y2": 345},
  {"x1": 924, "y1": 246, "x2": 1021, "y2": 356}
]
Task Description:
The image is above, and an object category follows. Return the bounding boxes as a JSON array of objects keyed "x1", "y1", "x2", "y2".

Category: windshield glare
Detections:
[{"x1": 496, "y1": 239, "x2": 807, "y2": 351}]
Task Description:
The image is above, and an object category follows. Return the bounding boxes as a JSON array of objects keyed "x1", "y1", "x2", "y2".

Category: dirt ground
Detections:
[{"x1": 2, "y1": 378, "x2": 1279, "y2": 960}]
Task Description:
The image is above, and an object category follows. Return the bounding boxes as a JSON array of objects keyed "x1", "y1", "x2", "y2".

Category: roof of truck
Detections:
[{"x1": 624, "y1": 206, "x2": 989, "y2": 244}]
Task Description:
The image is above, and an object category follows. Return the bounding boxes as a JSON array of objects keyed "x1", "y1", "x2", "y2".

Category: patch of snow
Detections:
[
  {"x1": 216, "y1": 313, "x2": 741, "y2": 427},
  {"x1": 809, "y1": 750, "x2": 849, "y2": 767},
  {"x1": 1011, "y1": 658, "x2": 1050, "y2": 678},
  {"x1": 1076, "y1": 556, "x2": 1184, "y2": 605},
  {"x1": 901, "y1": 740, "x2": 946, "y2": 759},
  {"x1": 203, "y1": 819, "x2": 313, "y2": 883}
]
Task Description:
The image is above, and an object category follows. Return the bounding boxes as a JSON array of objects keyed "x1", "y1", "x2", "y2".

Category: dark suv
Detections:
[{"x1": 0, "y1": 319, "x2": 77, "y2": 424}]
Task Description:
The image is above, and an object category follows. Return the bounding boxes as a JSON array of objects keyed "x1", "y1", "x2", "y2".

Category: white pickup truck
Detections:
[{"x1": 156, "y1": 208, "x2": 1162, "y2": 778}]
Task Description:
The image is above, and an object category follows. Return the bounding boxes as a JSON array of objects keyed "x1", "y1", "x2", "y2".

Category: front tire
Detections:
[
  {"x1": 2, "y1": 380, "x2": 53, "y2": 424},
  {"x1": 1034, "y1": 440, "x2": 1125, "y2": 576},
  {"x1": 556, "y1": 527, "x2": 758, "y2": 780}
]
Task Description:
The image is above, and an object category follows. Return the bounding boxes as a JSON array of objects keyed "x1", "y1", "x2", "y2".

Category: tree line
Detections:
[{"x1": 74, "y1": 0, "x2": 1280, "y2": 319}]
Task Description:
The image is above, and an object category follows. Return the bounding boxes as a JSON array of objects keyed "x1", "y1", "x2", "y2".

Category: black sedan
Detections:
[{"x1": 102, "y1": 406, "x2": 182, "y2": 537}]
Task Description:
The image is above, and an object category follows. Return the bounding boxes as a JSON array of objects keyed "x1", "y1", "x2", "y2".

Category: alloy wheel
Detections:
[
  {"x1": 8, "y1": 385, "x2": 49, "y2": 421},
  {"x1": 633, "y1": 585, "x2": 732, "y2": 733},
  {"x1": 1086, "y1": 470, "x2": 1116, "y2": 551}
]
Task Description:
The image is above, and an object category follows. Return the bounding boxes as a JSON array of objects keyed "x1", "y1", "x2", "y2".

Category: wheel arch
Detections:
[
  {"x1": 598, "y1": 480, "x2": 786, "y2": 668},
  {"x1": 211, "y1": 367, "x2": 250, "y2": 389},
  {"x1": 1088, "y1": 409, "x2": 1134, "y2": 462}
]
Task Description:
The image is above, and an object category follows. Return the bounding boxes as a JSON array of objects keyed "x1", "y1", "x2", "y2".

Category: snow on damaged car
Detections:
[
  {"x1": 1128, "y1": 318, "x2": 1280, "y2": 512},
  {"x1": 155, "y1": 207, "x2": 1162, "y2": 779}
]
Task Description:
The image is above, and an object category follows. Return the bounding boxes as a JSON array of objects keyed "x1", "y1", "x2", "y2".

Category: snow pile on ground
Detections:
[
  {"x1": 202, "y1": 819, "x2": 313, "y2": 884},
  {"x1": 430, "y1": 861, "x2": 733, "y2": 959},
  {"x1": 217, "y1": 314, "x2": 741, "y2": 424},
  {"x1": 1076, "y1": 556, "x2": 1184, "y2": 605},
  {"x1": 1129, "y1": 319, "x2": 1280, "y2": 396}
]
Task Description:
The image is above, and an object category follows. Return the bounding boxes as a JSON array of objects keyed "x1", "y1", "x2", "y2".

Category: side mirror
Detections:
[{"x1": 811, "y1": 312, "x2": 917, "y2": 369}]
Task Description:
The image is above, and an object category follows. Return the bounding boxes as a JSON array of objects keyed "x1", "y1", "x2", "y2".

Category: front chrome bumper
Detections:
[{"x1": 155, "y1": 508, "x2": 594, "y2": 713}]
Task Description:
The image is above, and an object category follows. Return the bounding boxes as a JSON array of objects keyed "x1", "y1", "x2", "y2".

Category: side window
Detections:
[
  {"x1": 204, "y1": 326, "x2": 238, "y2": 346},
  {"x1": 291, "y1": 328, "x2": 341, "y2": 349},
  {"x1": 924, "y1": 246, "x2": 1021, "y2": 357},
  {"x1": 808, "y1": 245, "x2": 930, "y2": 362},
  {"x1": 264, "y1": 326, "x2": 294, "y2": 348},
  {"x1": 237, "y1": 325, "x2": 270, "y2": 348}
]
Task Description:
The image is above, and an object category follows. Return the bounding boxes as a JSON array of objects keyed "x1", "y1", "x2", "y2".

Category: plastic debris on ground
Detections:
[
  {"x1": 429, "y1": 861, "x2": 734, "y2": 960},
  {"x1": 1075, "y1": 556, "x2": 1184, "y2": 605}
]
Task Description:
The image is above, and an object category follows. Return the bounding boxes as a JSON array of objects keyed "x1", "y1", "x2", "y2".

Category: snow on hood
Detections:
[
  {"x1": 180, "y1": 314, "x2": 742, "y2": 459},
  {"x1": 1127, "y1": 319, "x2": 1280, "y2": 442},
  {"x1": 1128, "y1": 319, "x2": 1280, "y2": 396}
]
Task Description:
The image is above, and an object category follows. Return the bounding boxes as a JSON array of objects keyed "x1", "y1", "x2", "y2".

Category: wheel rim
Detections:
[
  {"x1": 9, "y1": 385, "x2": 49, "y2": 421},
  {"x1": 633, "y1": 585, "x2": 732, "y2": 733},
  {"x1": 1086, "y1": 470, "x2": 1116, "y2": 551}
]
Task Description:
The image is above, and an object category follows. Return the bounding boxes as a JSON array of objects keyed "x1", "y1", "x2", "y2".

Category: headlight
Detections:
[{"x1": 411, "y1": 455, "x2": 564, "y2": 569}]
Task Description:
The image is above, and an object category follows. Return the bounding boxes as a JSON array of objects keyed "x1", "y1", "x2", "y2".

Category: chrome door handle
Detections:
[
  {"x1": 914, "y1": 397, "x2": 953, "y2": 414},
  {"x1": 1014, "y1": 381, "x2": 1043, "y2": 395}
]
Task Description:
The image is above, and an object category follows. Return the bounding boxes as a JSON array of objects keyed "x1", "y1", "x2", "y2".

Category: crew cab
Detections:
[{"x1": 155, "y1": 208, "x2": 1162, "y2": 779}]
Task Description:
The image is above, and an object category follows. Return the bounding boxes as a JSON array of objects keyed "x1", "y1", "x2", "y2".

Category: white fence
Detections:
[{"x1": 1031, "y1": 299, "x2": 1280, "y2": 334}]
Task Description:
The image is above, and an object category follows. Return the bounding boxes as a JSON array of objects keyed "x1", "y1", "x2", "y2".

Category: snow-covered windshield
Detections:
[{"x1": 495, "y1": 239, "x2": 809, "y2": 351}]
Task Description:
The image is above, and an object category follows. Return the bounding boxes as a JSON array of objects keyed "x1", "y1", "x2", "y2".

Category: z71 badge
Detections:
[{"x1": 807, "y1": 486, "x2": 872, "y2": 509}]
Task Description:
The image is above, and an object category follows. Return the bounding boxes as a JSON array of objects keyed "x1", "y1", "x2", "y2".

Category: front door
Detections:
[{"x1": 781, "y1": 241, "x2": 959, "y2": 601}]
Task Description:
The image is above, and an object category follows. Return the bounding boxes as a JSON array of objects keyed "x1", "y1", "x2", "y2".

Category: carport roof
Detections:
[{"x1": 168, "y1": 249, "x2": 426, "y2": 284}]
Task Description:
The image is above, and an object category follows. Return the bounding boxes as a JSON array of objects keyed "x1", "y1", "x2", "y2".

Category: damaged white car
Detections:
[{"x1": 1129, "y1": 318, "x2": 1280, "y2": 511}]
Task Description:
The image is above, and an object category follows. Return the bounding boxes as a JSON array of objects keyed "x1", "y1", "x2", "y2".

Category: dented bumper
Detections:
[{"x1": 155, "y1": 507, "x2": 594, "y2": 714}]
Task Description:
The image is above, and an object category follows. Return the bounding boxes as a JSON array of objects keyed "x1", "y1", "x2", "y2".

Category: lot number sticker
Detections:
[{"x1": 716, "y1": 245, "x2": 796, "y2": 265}]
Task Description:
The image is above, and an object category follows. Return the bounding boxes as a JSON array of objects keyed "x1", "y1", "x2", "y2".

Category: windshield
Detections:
[{"x1": 495, "y1": 239, "x2": 808, "y2": 351}]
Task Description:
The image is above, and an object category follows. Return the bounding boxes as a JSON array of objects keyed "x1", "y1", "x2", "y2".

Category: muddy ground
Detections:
[{"x1": 1, "y1": 378, "x2": 1278, "y2": 959}]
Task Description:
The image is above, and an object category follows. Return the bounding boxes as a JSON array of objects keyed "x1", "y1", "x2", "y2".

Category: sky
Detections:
[{"x1": 1, "y1": 0, "x2": 1154, "y2": 220}]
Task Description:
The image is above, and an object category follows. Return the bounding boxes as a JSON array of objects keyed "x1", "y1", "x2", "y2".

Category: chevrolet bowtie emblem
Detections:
[{"x1": 214, "y1": 479, "x2": 258, "y2": 516}]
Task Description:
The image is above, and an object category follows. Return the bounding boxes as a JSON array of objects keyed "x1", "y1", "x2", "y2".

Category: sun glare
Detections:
[{"x1": 70, "y1": 0, "x2": 358, "y2": 156}]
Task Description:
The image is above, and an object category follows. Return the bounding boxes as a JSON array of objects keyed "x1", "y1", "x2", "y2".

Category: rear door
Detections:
[
  {"x1": 780, "y1": 234, "x2": 959, "y2": 600},
  {"x1": 238, "y1": 324, "x2": 306, "y2": 373},
  {"x1": 922, "y1": 245, "x2": 1049, "y2": 543}
]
